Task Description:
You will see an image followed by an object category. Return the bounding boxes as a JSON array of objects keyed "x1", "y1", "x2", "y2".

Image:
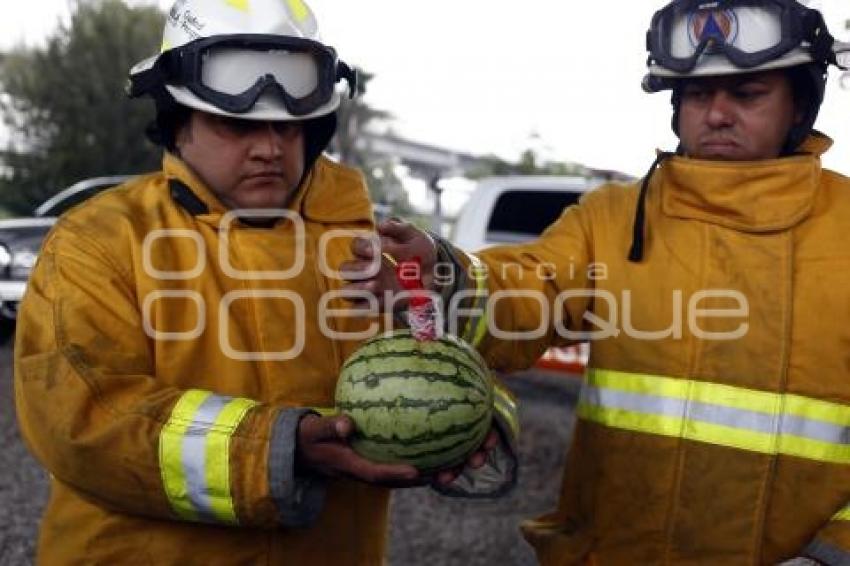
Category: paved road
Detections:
[{"x1": 0, "y1": 335, "x2": 579, "y2": 565}]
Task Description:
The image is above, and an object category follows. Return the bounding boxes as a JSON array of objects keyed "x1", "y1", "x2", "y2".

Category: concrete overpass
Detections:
[{"x1": 356, "y1": 131, "x2": 486, "y2": 181}]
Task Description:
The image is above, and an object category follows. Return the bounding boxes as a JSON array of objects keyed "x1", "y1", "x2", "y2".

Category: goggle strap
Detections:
[
  {"x1": 802, "y1": 10, "x2": 837, "y2": 67},
  {"x1": 127, "y1": 64, "x2": 166, "y2": 98},
  {"x1": 337, "y1": 61, "x2": 358, "y2": 99}
]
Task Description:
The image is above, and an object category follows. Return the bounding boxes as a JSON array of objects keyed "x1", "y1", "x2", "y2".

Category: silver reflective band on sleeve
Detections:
[
  {"x1": 160, "y1": 390, "x2": 258, "y2": 524},
  {"x1": 461, "y1": 252, "x2": 489, "y2": 348},
  {"x1": 493, "y1": 385, "x2": 520, "y2": 440},
  {"x1": 579, "y1": 369, "x2": 850, "y2": 464}
]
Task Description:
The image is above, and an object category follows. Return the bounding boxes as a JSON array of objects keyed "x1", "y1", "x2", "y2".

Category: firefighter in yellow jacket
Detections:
[
  {"x1": 13, "y1": 0, "x2": 519, "y2": 564},
  {"x1": 344, "y1": 1, "x2": 850, "y2": 564}
]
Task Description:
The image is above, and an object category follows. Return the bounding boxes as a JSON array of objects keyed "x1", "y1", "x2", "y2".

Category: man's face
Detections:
[
  {"x1": 678, "y1": 70, "x2": 800, "y2": 161},
  {"x1": 176, "y1": 111, "x2": 305, "y2": 210}
]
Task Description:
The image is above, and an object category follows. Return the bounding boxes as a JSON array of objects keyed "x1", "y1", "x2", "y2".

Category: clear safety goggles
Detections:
[
  {"x1": 131, "y1": 34, "x2": 357, "y2": 116},
  {"x1": 647, "y1": 0, "x2": 837, "y2": 74}
]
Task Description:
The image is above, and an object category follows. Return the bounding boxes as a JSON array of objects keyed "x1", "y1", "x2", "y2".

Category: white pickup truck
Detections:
[{"x1": 452, "y1": 175, "x2": 608, "y2": 375}]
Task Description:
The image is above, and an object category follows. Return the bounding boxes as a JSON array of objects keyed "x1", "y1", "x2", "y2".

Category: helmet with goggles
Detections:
[
  {"x1": 642, "y1": 0, "x2": 843, "y2": 93},
  {"x1": 128, "y1": 0, "x2": 356, "y2": 122}
]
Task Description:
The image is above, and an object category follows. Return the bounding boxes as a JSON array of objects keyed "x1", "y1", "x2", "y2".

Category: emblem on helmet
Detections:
[{"x1": 688, "y1": 9, "x2": 739, "y2": 53}]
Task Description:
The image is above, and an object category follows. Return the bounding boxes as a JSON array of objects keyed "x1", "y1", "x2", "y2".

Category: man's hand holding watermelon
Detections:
[
  {"x1": 295, "y1": 413, "x2": 427, "y2": 488},
  {"x1": 296, "y1": 413, "x2": 500, "y2": 488},
  {"x1": 341, "y1": 219, "x2": 519, "y2": 497}
]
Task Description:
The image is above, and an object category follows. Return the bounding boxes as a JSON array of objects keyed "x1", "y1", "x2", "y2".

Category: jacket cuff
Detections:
[
  {"x1": 805, "y1": 539, "x2": 850, "y2": 566},
  {"x1": 430, "y1": 417, "x2": 518, "y2": 499},
  {"x1": 268, "y1": 408, "x2": 327, "y2": 527},
  {"x1": 430, "y1": 231, "x2": 470, "y2": 300}
]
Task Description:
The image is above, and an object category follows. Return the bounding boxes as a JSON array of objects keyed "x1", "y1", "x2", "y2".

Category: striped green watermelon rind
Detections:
[{"x1": 335, "y1": 330, "x2": 494, "y2": 471}]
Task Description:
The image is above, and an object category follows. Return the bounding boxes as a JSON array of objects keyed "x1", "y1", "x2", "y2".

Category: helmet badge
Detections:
[{"x1": 688, "y1": 9, "x2": 739, "y2": 53}]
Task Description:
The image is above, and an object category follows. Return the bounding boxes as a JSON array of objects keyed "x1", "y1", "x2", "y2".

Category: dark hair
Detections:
[
  {"x1": 783, "y1": 62, "x2": 827, "y2": 153},
  {"x1": 145, "y1": 101, "x2": 192, "y2": 153}
]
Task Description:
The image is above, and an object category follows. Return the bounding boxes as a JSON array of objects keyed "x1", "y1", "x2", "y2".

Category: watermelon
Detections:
[{"x1": 335, "y1": 329, "x2": 493, "y2": 471}]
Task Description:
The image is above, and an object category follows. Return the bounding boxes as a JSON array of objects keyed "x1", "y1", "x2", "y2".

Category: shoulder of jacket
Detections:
[
  {"x1": 45, "y1": 172, "x2": 165, "y2": 255},
  {"x1": 822, "y1": 167, "x2": 850, "y2": 188},
  {"x1": 303, "y1": 157, "x2": 374, "y2": 224},
  {"x1": 58, "y1": 172, "x2": 165, "y2": 225},
  {"x1": 573, "y1": 181, "x2": 640, "y2": 221},
  {"x1": 313, "y1": 156, "x2": 367, "y2": 189}
]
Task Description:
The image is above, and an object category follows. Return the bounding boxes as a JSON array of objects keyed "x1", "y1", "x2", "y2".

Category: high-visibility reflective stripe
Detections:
[
  {"x1": 160, "y1": 390, "x2": 258, "y2": 524},
  {"x1": 494, "y1": 385, "x2": 520, "y2": 440},
  {"x1": 579, "y1": 368, "x2": 850, "y2": 465},
  {"x1": 160, "y1": 390, "x2": 208, "y2": 521},
  {"x1": 225, "y1": 0, "x2": 250, "y2": 12},
  {"x1": 834, "y1": 505, "x2": 850, "y2": 521},
  {"x1": 204, "y1": 397, "x2": 256, "y2": 522},
  {"x1": 461, "y1": 253, "x2": 489, "y2": 347},
  {"x1": 312, "y1": 407, "x2": 337, "y2": 417}
]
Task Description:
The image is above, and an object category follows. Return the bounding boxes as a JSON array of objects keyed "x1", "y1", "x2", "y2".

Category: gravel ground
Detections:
[
  {"x1": 0, "y1": 338, "x2": 50, "y2": 566},
  {"x1": 0, "y1": 334, "x2": 579, "y2": 565}
]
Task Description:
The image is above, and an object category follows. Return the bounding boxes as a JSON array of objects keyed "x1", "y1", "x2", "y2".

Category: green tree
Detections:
[
  {"x1": 0, "y1": 0, "x2": 163, "y2": 214},
  {"x1": 465, "y1": 148, "x2": 587, "y2": 180}
]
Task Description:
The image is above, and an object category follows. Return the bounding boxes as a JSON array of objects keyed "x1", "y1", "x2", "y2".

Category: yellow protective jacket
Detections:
[
  {"x1": 14, "y1": 153, "x2": 518, "y2": 564},
  {"x1": 451, "y1": 135, "x2": 850, "y2": 565}
]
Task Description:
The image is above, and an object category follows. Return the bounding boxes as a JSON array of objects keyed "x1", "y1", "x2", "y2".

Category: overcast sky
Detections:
[{"x1": 1, "y1": 0, "x2": 848, "y2": 179}]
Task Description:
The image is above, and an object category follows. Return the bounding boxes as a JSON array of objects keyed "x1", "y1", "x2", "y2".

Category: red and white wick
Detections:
[{"x1": 395, "y1": 256, "x2": 441, "y2": 341}]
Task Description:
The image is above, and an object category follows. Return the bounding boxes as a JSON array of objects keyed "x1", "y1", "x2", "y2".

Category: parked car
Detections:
[
  {"x1": 0, "y1": 176, "x2": 132, "y2": 341},
  {"x1": 452, "y1": 175, "x2": 609, "y2": 375}
]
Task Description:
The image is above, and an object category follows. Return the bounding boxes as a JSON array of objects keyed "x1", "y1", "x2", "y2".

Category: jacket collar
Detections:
[
  {"x1": 162, "y1": 153, "x2": 373, "y2": 227},
  {"x1": 658, "y1": 134, "x2": 831, "y2": 233}
]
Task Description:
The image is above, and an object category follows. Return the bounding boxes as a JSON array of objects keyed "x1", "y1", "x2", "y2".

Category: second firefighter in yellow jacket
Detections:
[{"x1": 342, "y1": 1, "x2": 850, "y2": 564}]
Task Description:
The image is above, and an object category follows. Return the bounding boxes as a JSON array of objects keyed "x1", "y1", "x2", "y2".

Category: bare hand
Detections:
[
  {"x1": 432, "y1": 428, "x2": 501, "y2": 487},
  {"x1": 295, "y1": 414, "x2": 425, "y2": 488},
  {"x1": 340, "y1": 219, "x2": 438, "y2": 311}
]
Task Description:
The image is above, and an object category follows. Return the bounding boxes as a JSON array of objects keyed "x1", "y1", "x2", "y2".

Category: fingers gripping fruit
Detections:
[{"x1": 335, "y1": 330, "x2": 493, "y2": 471}]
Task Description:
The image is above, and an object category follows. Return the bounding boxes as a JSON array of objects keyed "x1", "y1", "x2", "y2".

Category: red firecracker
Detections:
[{"x1": 395, "y1": 257, "x2": 440, "y2": 341}]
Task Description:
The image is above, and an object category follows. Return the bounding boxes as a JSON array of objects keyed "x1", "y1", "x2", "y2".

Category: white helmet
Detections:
[
  {"x1": 642, "y1": 0, "x2": 842, "y2": 93},
  {"x1": 128, "y1": 0, "x2": 356, "y2": 122}
]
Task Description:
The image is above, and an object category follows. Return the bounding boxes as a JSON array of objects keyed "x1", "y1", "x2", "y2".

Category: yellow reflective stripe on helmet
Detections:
[
  {"x1": 834, "y1": 504, "x2": 850, "y2": 521},
  {"x1": 225, "y1": 0, "x2": 250, "y2": 12},
  {"x1": 580, "y1": 368, "x2": 850, "y2": 465},
  {"x1": 160, "y1": 390, "x2": 258, "y2": 524},
  {"x1": 461, "y1": 252, "x2": 489, "y2": 347},
  {"x1": 286, "y1": 0, "x2": 310, "y2": 23},
  {"x1": 493, "y1": 384, "x2": 520, "y2": 440}
]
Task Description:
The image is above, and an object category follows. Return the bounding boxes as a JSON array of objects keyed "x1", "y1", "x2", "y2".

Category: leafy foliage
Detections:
[
  {"x1": 0, "y1": 0, "x2": 163, "y2": 214},
  {"x1": 464, "y1": 148, "x2": 589, "y2": 180}
]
